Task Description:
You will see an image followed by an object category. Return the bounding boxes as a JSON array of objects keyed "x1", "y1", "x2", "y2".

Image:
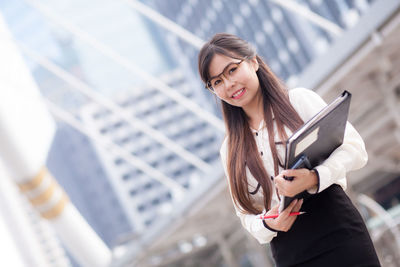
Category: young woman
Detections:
[{"x1": 198, "y1": 33, "x2": 380, "y2": 267}]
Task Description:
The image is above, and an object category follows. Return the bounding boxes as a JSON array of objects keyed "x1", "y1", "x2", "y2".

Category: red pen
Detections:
[{"x1": 258, "y1": 211, "x2": 306, "y2": 219}]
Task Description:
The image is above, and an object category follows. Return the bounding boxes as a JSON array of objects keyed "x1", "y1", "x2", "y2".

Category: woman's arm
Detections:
[
  {"x1": 220, "y1": 139, "x2": 303, "y2": 243},
  {"x1": 220, "y1": 139, "x2": 277, "y2": 243},
  {"x1": 313, "y1": 121, "x2": 367, "y2": 193}
]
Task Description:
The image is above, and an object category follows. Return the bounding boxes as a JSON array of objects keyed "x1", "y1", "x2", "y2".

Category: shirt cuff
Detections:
[
  {"x1": 262, "y1": 220, "x2": 279, "y2": 232},
  {"x1": 313, "y1": 164, "x2": 333, "y2": 193},
  {"x1": 307, "y1": 168, "x2": 320, "y2": 194}
]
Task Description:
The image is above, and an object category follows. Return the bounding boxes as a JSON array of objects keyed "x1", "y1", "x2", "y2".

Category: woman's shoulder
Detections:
[
  {"x1": 220, "y1": 136, "x2": 228, "y2": 156},
  {"x1": 288, "y1": 87, "x2": 327, "y2": 119},
  {"x1": 219, "y1": 137, "x2": 229, "y2": 166},
  {"x1": 288, "y1": 87, "x2": 316, "y2": 100},
  {"x1": 288, "y1": 87, "x2": 325, "y2": 107}
]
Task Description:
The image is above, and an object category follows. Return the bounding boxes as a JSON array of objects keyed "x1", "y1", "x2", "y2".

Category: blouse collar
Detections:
[{"x1": 250, "y1": 120, "x2": 265, "y2": 133}]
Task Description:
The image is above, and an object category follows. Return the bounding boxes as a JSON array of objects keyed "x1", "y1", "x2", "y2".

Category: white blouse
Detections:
[{"x1": 219, "y1": 87, "x2": 368, "y2": 244}]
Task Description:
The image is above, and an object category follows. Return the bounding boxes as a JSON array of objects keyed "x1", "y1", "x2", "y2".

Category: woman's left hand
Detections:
[{"x1": 274, "y1": 168, "x2": 318, "y2": 197}]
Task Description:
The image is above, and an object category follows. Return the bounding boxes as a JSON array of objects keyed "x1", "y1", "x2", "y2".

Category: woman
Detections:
[{"x1": 198, "y1": 33, "x2": 380, "y2": 267}]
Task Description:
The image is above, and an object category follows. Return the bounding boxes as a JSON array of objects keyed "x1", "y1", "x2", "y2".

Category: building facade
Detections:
[
  {"x1": 148, "y1": 0, "x2": 376, "y2": 85},
  {"x1": 79, "y1": 69, "x2": 223, "y2": 234}
]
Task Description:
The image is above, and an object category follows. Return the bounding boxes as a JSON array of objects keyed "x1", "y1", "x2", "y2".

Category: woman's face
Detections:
[{"x1": 208, "y1": 53, "x2": 261, "y2": 110}]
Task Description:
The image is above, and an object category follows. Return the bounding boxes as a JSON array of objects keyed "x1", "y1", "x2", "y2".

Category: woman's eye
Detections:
[
  {"x1": 213, "y1": 79, "x2": 222, "y2": 86},
  {"x1": 228, "y1": 67, "x2": 238, "y2": 74}
]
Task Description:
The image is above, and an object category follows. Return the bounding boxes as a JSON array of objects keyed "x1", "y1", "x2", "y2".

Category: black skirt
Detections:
[{"x1": 270, "y1": 185, "x2": 381, "y2": 267}]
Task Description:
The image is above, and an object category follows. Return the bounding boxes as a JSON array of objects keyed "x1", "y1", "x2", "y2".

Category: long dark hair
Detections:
[{"x1": 198, "y1": 33, "x2": 304, "y2": 214}]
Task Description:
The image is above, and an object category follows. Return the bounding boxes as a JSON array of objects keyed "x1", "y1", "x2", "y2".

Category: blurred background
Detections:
[{"x1": 0, "y1": 0, "x2": 399, "y2": 266}]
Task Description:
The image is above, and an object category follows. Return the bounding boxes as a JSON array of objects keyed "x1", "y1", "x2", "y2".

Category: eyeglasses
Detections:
[{"x1": 206, "y1": 59, "x2": 246, "y2": 93}]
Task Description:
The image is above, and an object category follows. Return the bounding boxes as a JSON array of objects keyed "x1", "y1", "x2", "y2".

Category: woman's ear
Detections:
[{"x1": 250, "y1": 56, "x2": 259, "y2": 71}]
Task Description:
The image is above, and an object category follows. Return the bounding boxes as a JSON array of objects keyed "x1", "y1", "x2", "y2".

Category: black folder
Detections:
[{"x1": 279, "y1": 90, "x2": 351, "y2": 212}]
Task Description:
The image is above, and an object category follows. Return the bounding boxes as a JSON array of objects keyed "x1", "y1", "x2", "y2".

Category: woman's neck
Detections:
[
  {"x1": 248, "y1": 112, "x2": 264, "y2": 130},
  {"x1": 243, "y1": 93, "x2": 264, "y2": 130}
]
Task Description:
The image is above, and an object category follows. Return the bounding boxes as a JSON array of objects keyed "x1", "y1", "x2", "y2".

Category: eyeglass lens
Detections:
[{"x1": 208, "y1": 61, "x2": 243, "y2": 91}]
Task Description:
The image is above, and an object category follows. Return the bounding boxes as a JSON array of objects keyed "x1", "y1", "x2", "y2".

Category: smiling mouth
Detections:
[{"x1": 232, "y1": 88, "x2": 245, "y2": 99}]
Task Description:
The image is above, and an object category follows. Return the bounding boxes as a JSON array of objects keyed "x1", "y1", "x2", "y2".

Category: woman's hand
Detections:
[
  {"x1": 274, "y1": 168, "x2": 318, "y2": 197},
  {"x1": 263, "y1": 198, "x2": 303, "y2": 232}
]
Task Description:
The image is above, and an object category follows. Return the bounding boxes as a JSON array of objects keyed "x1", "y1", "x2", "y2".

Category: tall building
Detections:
[
  {"x1": 46, "y1": 122, "x2": 133, "y2": 246},
  {"x1": 80, "y1": 69, "x2": 223, "y2": 233},
  {"x1": 148, "y1": 0, "x2": 377, "y2": 85}
]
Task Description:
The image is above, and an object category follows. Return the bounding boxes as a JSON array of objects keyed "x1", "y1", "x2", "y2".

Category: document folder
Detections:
[{"x1": 279, "y1": 90, "x2": 351, "y2": 212}]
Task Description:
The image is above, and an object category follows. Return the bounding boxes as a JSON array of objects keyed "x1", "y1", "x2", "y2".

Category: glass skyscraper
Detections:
[
  {"x1": 148, "y1": 0, "x2": 376, "y2": 85},
  {"x1": 79, "y1": 70, "x2": 223, "y2": 232}
]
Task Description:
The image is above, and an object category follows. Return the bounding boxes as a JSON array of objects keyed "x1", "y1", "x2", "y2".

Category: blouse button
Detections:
[
  {"x1": 255, "y1": 132, "x2": 258, "y2": 136},
  {"x1": 260, "y1": 151, "x2": 263, "y2": 156},
  {"x1": 270, "y1": 176, "x2": 274, "y2": 181}
]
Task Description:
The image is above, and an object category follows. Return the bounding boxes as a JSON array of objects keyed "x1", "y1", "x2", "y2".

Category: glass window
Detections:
[
  {"x1": 240, "y1": 4, "x2": 251, "y2": 17},
  {"x1": 206, "y1": 9, "x2": 217, "y2": 22},
  {"x1": 287, "y1": 37, "x2": 300, "y2": 53},
  {"x1": 271, "y1": 7, "x2": 283, "y2": 22},
  {"x1": 255, "y1": 32, "x2": 266, "y2": 45},
  {"x1": 129, "y1": 189, "x2": 137, "y2": 196},
  {"x1": 233, "y1": 15, "x2": 244, "y2": 28},
  {"x1": 137, "y1": 204, "x2": 146, "y2": 212},
  {"x1": 114, "y1": 158, "x2": 124, "y2": 165},
  {"x1": 278, "y1": 49, "x2": 290, "y2": 64},
  {"x1": 123, "y1": 173, "x2": 132, "y2": 180},
  {"x1": 263, "y1": 20, "x2": 275, "y2": 35},
  {"x1": 182, "y1": 4, "x2": 192, "y2": 17},
  {"x1": 249, "y1": 0, "x2": 259, "y2": 6},
  {"x1": 225, "y1": 25, "x2": 236, "y2": 34},
  {"x1": 152, "y1": 198, "x2": 160, "y2": 206},
  {"x1": 212, "y1": 0, "x2": 223, "y2": 11}
]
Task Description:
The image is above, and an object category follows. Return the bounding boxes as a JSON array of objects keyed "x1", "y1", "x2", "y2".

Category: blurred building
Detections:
[
  {"x1": 148, "y1": 0, "x2": 377, "y2": 85},
  {"x1": 79, "y1": 69, "x2": 222, "y2": 234},
  {"x1": 46, "y1": 122, "x2": 133, "y2": 246}
]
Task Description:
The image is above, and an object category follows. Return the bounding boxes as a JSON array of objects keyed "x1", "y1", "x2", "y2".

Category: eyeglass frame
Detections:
[{"x1": 205, "y1": 57, "x2": 249, "y2": 93}]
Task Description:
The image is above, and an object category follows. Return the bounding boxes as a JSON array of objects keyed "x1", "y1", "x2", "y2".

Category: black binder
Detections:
[{"x1": 279, "y1": 90, "x2": 351, "y2": 212}]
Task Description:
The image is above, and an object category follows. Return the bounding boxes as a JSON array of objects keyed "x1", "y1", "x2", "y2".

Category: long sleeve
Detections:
[
  {"x1": 220, "y1": 139, "x2": 278, "y2": 244},
  {"x1": 289, "y1": 88, "x2": 368, "y2": 193}
]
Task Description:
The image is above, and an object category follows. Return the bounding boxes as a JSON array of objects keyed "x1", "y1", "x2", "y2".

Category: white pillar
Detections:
[
  {"x1": 0, "y1": 214, "x2": 26, "y2": 267},
  {"x1": 0, "y1": 12, "x2": 111, "y2": 267},
  {"x1": 0, "y1": 164, "x2": 49, "y2": 267}
]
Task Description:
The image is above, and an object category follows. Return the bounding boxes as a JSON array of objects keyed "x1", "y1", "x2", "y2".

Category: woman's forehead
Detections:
[{"x1": 208, "y1": 54, "x2": 238, "y2": 77}]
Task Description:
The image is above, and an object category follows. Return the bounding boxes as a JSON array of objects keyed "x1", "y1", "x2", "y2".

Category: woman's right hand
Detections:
[{"x1": 263, "y1": 198, "x2": 303, "y2": 232}]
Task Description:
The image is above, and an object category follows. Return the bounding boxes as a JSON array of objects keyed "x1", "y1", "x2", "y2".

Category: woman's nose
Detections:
[{"x1": 223, "y1": 77, "x2": 235, "y2": 89}]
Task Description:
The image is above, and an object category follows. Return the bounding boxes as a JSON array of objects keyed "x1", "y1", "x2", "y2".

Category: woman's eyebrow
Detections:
[{"x1": 208, "y1": 61, "x2": 239, "y2": 80}]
